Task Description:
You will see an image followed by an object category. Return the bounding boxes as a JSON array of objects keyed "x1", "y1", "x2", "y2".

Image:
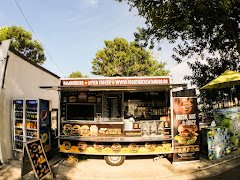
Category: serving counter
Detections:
[{"x1": 59, "y1": 120, "x2": 173, "y2": 157}]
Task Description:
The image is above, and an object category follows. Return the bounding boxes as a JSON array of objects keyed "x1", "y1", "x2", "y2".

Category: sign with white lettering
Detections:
[
  {"x1": 61, "y1": 77, "x2": 170, "y2": 87},
  {"x1": 172, "y1": 97, "x2": 200, "y2": 163}
]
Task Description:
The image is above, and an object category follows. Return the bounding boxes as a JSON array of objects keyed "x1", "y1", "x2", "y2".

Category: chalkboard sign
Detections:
[{"x1": 21, "y1": 139, "x2": 51, "y2": 180}]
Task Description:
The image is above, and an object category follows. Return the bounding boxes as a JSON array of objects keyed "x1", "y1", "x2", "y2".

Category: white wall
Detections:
[{"x1": 0, "y1": 50, "x2": 59, "y2": 162}]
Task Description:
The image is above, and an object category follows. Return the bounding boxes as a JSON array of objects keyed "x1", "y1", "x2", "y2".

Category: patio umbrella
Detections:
[{"x1": 201, "y1": 70, "x2": 240, "y2": 89}]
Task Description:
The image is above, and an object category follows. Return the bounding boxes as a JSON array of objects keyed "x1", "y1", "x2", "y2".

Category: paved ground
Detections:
[
  {"x1": 0, "y1": 149, "x2": 240, "y2": 180},
  {"x1": 205, "y1": 164, "x2": 240, "y2": 180},
  {"x1": 54, "y1": 154, "x2": 240, "y2": 180}
]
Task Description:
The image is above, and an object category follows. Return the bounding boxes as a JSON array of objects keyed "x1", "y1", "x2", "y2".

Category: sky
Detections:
[{"x1": 0, "y1": 0, "x2": 192, "y2": 83}]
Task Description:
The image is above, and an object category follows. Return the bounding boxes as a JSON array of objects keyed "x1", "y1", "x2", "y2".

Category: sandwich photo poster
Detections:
[{"x1": 172, "y1": 97, "x2": 200, "y2": 163}]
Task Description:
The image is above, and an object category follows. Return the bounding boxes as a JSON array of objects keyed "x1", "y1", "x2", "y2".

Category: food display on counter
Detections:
[
  {"x1": 62, "y1": 124, "x2": 72, "y2": 135},
  {"x1": 60, "y1": 120, "x2": 172, "y2": 138},
  {"x1": 62, "y1": 141, "x2": 71, "y2": 150},
  {"x1": 61, "y1": 123, "x2": 124, "y2": 137},
  {"x1": 98, "y1": 128, "x2": 108, "y2": 135},
  {"x1": 145, "y1": 142, "x2": 157, "y2": 151},
  {"x1": 90, "y1": 125, "x2": 98, "y2": 136},
  {"x1": 81, "y1": 125, "x2": 90, "y2": 136},
  {"x1": 111, "y1": 143, "x2": 122, "y2": 152},
  {"x1": 128, "y1": 143, "x2": 139, "y2": 153},
  {"x1": 59, "y1": 141, "x2": 172, "y2": 155},
  {"x1": 78, "y1": 142, "x2": 88, "y2": 151},
  {"x1": 71, "y1": 125, "x2": 81, "y2": 136},
  {"x1": 93, "y1": 143, "x2": 104, "y2": 151}
]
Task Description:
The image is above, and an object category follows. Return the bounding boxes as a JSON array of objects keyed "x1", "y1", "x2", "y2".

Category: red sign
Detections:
[{"x1": 61, "y1": 77, "x2": 170, "y2": 87}]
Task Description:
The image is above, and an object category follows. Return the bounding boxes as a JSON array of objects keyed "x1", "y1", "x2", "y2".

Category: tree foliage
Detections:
[
  {"x1": 68, "y1": 71, "x2": 86, "y2": 78},
  {"x1": 185, "y1": 55, "x2": 240, "y2": 105},
  {"x1": 117, "y1": 0, "x2": 240, "y2": 62},
  {"x1": 91, "y1": 37, "x2": 169, "y2": 77},
  {"x1": 0, "y1": 26, "x2": 45, "y2": 64},
  {"x1": 118, "y1": 0, "x2": 240, "y2": 105}
]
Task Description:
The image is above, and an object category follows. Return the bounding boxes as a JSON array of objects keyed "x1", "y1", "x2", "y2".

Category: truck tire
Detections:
[{"x1": 104, "y1": 155, "x2": 125, "y2": 166}]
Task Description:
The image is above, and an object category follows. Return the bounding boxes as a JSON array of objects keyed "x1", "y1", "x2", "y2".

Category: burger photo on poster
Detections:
[{"x1": 175, "y1": 124, "x2": 198, "y2": 145}]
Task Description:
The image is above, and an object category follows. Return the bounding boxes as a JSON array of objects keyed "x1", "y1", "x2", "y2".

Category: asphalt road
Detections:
[{"x1": 204, "y1": 165, "x2": 240, "y2": 180}]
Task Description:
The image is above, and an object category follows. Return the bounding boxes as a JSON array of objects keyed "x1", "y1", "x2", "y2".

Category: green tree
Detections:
[
  {"x1": 185, "y1": 56, "x2": 240, "y2": 105},
  {"x1": 68, "y1": 71, "x2": 87, "y2": 78},
  {"x1": 91, "y1": 37, "x2": 169, "y2": 77},
  {"x1": 117, "y1": 0, "x2": 240, "y2": 62},
  {"x1": 117, "y1": 0, "x2": 240, "y2": 106},
  {"x1": 0, "y1": 26, "x2": 45, "y2": 64}
]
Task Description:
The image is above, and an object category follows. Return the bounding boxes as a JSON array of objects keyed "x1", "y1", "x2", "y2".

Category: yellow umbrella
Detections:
[{"x1": 201, "y1": 70, "x2": 240, "y2": 89}]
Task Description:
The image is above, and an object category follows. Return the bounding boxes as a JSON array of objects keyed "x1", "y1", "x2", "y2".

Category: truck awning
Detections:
[{"x1": 40, "y1": 83, "x2": 186, "y2": 92}]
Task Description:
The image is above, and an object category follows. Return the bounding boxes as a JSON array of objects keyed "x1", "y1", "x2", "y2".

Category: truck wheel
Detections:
[{"x1": 104, "y1": 155, "x2": 125, "y2": 166}]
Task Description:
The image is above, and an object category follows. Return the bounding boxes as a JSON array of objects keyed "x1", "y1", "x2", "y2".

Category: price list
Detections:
[{"x1": 102, "y1": 94, "x2": 122, "y2": 121}]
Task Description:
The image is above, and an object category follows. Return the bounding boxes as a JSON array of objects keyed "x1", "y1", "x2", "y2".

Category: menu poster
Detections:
[
  {"x1": 102, "y1": 94, "x2": 122, "y2": 121},
  {"x1": 172, "y1": 97, "x2": 200, "y2": 163},
  {"x1": 21, "y1": 139, "x2": 51, "y2": 180}
]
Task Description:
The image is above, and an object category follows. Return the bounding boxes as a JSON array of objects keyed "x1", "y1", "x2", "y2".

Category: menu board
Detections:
[
  {"x1": 21, "y1": 139, "x2": 51, "y2": 180},
  {"x1": 102, "y1": 94, "x2": 122, "y2": 121},
  {"x1": 172, "y1": 97, "x2": 200, "y2": 163}
]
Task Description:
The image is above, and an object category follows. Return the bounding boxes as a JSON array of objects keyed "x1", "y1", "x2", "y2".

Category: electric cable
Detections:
[{"x1": 13, "y1": 0, "x2": 66, "y2": 77}]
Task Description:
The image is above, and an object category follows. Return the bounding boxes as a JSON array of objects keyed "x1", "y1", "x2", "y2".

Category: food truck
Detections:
[{"x1": 54, "y1": 76, "x2": 198, "y2": 165}]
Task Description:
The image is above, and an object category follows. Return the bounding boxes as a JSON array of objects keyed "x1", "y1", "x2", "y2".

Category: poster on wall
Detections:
[
  {"x1": 172, "y1": 97, "x2": 200, "y2": 163},
  {"x1": 102, "y1": 94, "x2": 122, "y2": 121}
]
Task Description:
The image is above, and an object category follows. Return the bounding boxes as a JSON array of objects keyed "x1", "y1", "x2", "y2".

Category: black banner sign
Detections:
[{"x1": 172, "y1": 97, "x2": 200, "y2": 163}]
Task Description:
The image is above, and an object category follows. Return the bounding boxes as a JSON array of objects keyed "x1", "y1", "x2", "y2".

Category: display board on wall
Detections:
[
  {"x1": 21, "y1": 139, "x2": 51, "y2": 180},
  {"x1": 102, "y1": 94, "x2": 122, "y2": 121},
  {"x1": 172, "y1": 97, "x2": 200, "y2": 163}
]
